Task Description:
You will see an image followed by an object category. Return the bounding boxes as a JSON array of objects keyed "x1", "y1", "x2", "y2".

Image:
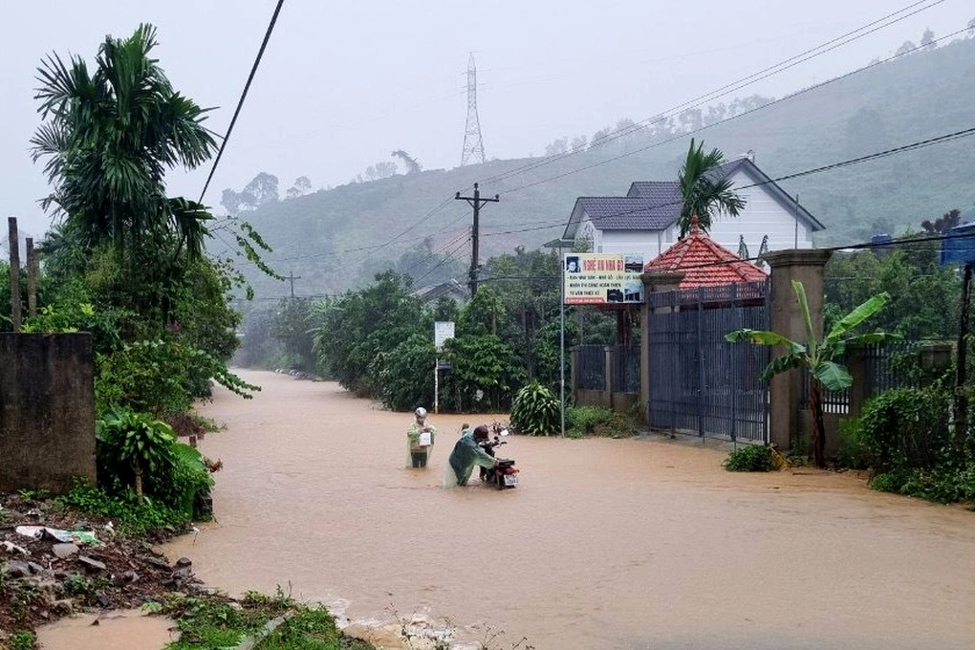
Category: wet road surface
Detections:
[{"x1": 162, "y1": 370, "x2": 975, "y2": 650}]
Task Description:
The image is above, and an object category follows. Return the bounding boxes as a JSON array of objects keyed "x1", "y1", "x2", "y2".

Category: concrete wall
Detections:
[{"x1": 0, "y1": 333, "x2": 96, "y2": 493}]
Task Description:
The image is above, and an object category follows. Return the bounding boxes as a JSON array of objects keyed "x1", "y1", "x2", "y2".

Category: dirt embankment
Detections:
[{"x1": 0, "y1": 494, "x2": 200, "y2": 642}]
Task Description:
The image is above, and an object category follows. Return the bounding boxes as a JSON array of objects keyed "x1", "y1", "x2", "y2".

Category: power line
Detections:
[
  {"x1": 412, "y1": 236, "x2": 473, "y2": 286},
  {"x1": 217, "y1": 4, "x2": 955, "y2": 268},
  {"x1": 476, "y1": 128, "x2": 975, "y2": 240},
  {"x1": 467, "y1": 231, "x2": 976, "y2": 282},
  {"x1": 495, "y1": 26, "x2": 973, "y2": 197},
  {"x1": 482, "y1": 0, "x2": 947, "y2": 186},
  {"x1": 198, "y1": 0, "x2": 286, "y2": 205},
  {"x1": 401, "y1": 229, "x2": 472, "y2": 278}
]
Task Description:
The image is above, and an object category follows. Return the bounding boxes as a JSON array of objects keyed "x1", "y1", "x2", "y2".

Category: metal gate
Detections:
[{"x1": 647, "y1": 281, "x2": 770, "y2": 444}]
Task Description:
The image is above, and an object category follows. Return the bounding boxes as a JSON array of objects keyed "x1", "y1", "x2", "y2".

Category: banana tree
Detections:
[{"x1": 726, "y1": 280, "x2": 899, "y2": 468}]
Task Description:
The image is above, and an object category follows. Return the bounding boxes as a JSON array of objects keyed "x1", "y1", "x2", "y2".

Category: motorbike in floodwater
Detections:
[{"x1": 478, "y1": 427, "x2": 519, "y2": 489}]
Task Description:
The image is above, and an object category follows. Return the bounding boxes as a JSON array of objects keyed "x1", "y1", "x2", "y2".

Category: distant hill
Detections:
[{"x1": 215, "y1": 37, "x2": 975, "y2": 300}]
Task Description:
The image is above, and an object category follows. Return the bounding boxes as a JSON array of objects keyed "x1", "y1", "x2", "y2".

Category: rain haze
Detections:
[{"x1": 0, "y1": 0, "x2": 971, "y2": 239}]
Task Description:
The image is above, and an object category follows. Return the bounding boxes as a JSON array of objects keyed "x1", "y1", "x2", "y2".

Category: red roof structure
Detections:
[{"x1": 643, "y1": 215, "x2": 767, "y2": 289}]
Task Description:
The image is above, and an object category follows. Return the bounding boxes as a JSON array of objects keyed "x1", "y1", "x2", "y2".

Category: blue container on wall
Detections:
[{"x1": 940, "y1": 223, "x2": 975, "y2": 267}]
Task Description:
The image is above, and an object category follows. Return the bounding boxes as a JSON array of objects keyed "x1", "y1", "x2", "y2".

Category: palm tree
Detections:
[
  {"x1": 30, "y1": 24, "x2": 216, "y2": 259},
  {"x1": 726, "y1": 281, "x2": 899, "y2": 468},
  {"x1": 677, "y1": 139, "x2": 746, "y2": 238}
]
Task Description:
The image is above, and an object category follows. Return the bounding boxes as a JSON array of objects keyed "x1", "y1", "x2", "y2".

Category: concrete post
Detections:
[
  {"x1": 604, "y1": 345, "x2": 614, "y2": 408},
  {"x1": 765, "y1": 249, "x2": 832, "y2": 451},
  {"x1": 640, "y1": 272, "x2": 685, "y2": 427}
]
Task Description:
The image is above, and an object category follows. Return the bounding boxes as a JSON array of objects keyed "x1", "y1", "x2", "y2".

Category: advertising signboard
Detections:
[{"x1": 563, "y1": 253, "x2": 644, "y2": 304}]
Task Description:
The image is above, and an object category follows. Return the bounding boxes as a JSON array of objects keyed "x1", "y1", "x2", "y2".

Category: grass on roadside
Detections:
[{"x1": 156, "y1": 589, "x2": 376, "y2": 650}]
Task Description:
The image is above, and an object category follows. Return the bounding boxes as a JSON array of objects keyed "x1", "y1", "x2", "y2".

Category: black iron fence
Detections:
[
  {"x1": 612, "y1": 345, "x2": 641, "y2": 393},
  {"x1": 576, "y1": 344, "x2": 605, "y2": 391},
  {"x1": 800, "y1": 341, "x2": 924, "y2": 414}
]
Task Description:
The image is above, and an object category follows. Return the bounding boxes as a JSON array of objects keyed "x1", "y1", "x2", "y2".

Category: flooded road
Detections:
[{"x1": 164, "y1": 370, "x2": 974, "y2": 650}]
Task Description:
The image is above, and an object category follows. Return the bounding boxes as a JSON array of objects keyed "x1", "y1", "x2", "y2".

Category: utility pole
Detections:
[
  {"x1": 286, "y1": 270, "x2": 301, "y2": 299},
  {"x1": 455, "y1": 182, "x2": 499, "y2": 297},
  {"x1": 7, "y1": 218, "x2": 21, "y2": 332}
]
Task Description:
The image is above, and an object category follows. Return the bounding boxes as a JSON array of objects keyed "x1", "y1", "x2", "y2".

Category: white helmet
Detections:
[{"x1": 414, "y1": 407, "x2": 428, "y2": 419}]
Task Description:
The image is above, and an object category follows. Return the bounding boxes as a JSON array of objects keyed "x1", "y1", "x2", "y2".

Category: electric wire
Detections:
[
  {"x1": 482, "y1": 0, "x2": 947, "y2": 185},
  {"x1": 199, "y1": 0, "x2": 286, "y2": 206}
]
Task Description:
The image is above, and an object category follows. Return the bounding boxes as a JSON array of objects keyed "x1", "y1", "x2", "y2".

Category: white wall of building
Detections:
[
  {"x1": 600, "y1": 229, "x2": 665, "y2": 260},
  {"x1": 669, "y1": 168, "x2": 815, "y2": 254}
]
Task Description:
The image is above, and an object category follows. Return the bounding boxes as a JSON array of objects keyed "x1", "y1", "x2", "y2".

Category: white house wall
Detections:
[
  {"x1": 661, "y1": 168, "x2": 814, "y2": 254},
  {"x1": 600, "y1": 230, "x2": 665, "y2": 259}
]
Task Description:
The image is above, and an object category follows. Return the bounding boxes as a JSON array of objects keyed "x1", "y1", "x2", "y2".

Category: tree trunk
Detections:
[
  {"x1": 133, "y1": 462, "x2": 144, "y2": 498},
  {"x1": 809, "y1": 381, "x2": 826, "y2": 469}
]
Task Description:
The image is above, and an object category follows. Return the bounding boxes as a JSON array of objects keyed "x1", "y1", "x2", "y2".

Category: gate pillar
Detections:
[{"x1": 765, "y1": 249, "x2": 832, "y2": 451}]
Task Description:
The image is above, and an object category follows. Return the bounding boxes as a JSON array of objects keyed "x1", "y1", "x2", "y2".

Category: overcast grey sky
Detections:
[{"x1": 1, "y1": 0, "x2": 971, "y2": 238}]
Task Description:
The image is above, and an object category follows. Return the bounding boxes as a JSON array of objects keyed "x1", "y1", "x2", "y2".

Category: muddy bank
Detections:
[
  {"x1": 163, "y1": 370, "x2": 975, "y2": 650},
  {"x1": 0, "y1": 493, "x2": 201, "y2": 645}
]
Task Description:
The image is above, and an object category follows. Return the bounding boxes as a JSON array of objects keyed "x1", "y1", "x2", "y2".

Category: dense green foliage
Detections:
[
  {"x1": 292, "y1": 251, "x2": 615, "y2": 412},
  {"x1": 824, "y1": 221, "x2": 965, "y2": 340},
  {"x1": 723, "y1": 445, "x2": 776, "y2": 472},
  {"x1": 510, "y1": 381, "x2": 561, "y2": 436},
  {"x1": 842, "y1": 382, "x2": 975, "y2": 504},
  {"x1": 0, "y1": 26, "x2": 270, "y2": 534}
]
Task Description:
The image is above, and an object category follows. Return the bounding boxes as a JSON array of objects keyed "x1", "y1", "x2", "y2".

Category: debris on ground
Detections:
[{"x1": 0, "y1": 493, "x2": 203, "y2": 643}]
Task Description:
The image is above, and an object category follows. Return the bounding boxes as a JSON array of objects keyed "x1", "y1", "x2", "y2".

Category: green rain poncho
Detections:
[
  {"x1": 406, "y1": 421, "x2": 436, "y2": 469},
  {"x1": 444, "y1": 428, "x2": 497, "y2": 487}
]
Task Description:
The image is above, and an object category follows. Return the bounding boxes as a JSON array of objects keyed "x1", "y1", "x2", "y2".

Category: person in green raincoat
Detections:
[
  {"x1": 406, "y1": 407, "x2": 436, "y2": 468},
  {"x1": 444, "y1": 424, "x2": 498, "y2": 487}
]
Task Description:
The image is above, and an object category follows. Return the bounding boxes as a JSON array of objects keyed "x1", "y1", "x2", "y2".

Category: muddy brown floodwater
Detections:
[{"x1": 163, "y1": 370, "x2": 974, "y2": 650}]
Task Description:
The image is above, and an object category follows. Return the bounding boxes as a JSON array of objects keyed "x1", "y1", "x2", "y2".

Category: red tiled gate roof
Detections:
[{"x1": 643, "y1": 215, "x2": 767, "y2": 289}]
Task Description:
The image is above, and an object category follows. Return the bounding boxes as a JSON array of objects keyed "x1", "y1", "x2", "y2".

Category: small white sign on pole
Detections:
[
  {"x1": 434, "y1": 321, "x2": 455, "y2": 351},
  {"x1": 433, "y1": 321, "x2": 455, "y2": 414}
]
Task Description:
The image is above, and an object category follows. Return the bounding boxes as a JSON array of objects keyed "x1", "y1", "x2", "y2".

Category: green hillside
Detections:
[{"x1": 217, "y1": 37, "x2": 975, "y2": 299}]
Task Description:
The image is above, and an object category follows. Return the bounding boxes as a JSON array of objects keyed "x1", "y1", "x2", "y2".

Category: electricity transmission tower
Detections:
[{"x1": 460, "y1": 53, "x2": 486, "y2": 166}]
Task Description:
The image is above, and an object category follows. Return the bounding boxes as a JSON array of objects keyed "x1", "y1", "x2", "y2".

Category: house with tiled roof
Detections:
[
  {"x1": 562, "y1": 155, "x2": 825, "y2": 259},
  {"x1": 644, "y1": 214, "x2": 767, "y2": 290}
]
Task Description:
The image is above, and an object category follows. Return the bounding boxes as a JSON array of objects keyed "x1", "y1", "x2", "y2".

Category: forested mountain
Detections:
[{"x1": 215, "y1": 37, "x2": 974, "y2": 300}]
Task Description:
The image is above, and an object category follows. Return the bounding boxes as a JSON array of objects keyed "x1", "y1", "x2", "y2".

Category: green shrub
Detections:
[
  {"x1": 837, "y1": 417, "x2": 872, "y2": 469},
  {"x1": 857, "y1": 387, "x2": 951, "y2": 473},
  {"x1": 723, "y1": 445, "x2": 775, "y2": 472},
  {"x1": 510, "y1": 380, "x2": 560, "y2": 436},
  {"x1": 96, "y1": 411, "x2": 213, "y2": 518},
  {"x1": 58, "y1": 481, "x2": 190, "y2": 537},
  {"x1": 870, "y1": 462, "x2": 975, "y2": 504},
  {"x1": 567, "y1": 405, "x2": 636, "y2": 438}
]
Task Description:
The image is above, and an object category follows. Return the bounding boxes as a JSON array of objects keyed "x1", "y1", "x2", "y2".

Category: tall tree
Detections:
[
  {"x1": 31, "y1": 24, "x2": 216, "y2": 259},
  {"x1": 677, "y1": 138, "x2": 745, "y2": 237},
  {"x1": 391, "y1": 150, "x2": 421, "y2": 174}
]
